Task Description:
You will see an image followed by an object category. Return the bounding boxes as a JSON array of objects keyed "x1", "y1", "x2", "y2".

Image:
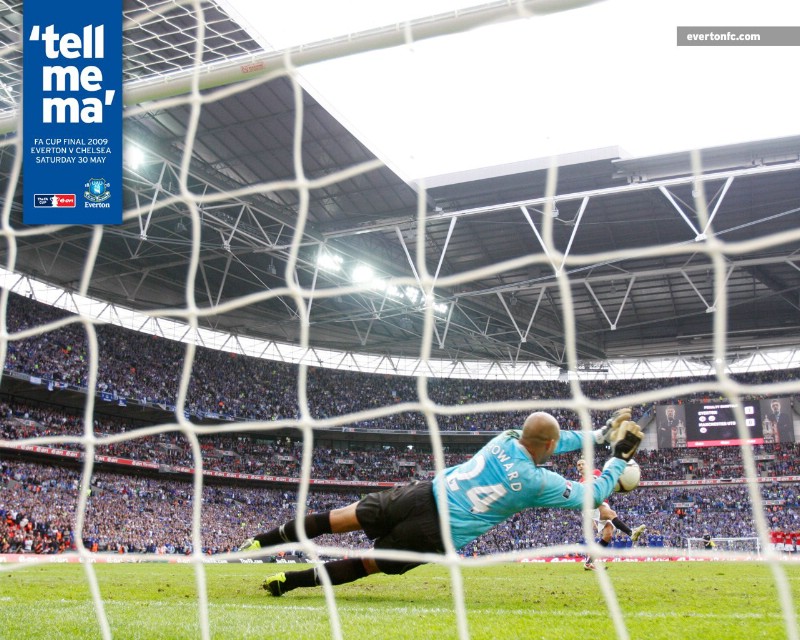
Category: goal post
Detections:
[{"x1": 686, "y1": 537, "x2": 763, "y2": 555}]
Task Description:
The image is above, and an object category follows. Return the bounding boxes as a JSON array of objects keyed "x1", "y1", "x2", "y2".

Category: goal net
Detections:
[
  {"x1": 686, "y1": 537, "x2": 762, "y2": 556},
  {"x1": 1, "y1": 2, "x2": 800, "y2": 640}
]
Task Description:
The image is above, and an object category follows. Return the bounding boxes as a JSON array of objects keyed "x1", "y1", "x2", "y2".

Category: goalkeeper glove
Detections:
[
  {"x1": 609, "y1": 420, "x2": 643, "y2": 460},
  {"x1": 593, "y1": 407, "x2": 632, "y2": 445},
  {"x1": 237, "y1": 538, "x2": 261, "y2": 553}
]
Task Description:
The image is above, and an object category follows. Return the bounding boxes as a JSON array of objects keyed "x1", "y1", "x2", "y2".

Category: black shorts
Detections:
[{"x1": 355, "y1": 480, "x2": 445, "y2": 575}]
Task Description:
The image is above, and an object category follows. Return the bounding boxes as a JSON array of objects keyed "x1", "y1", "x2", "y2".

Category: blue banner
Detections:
[{"x1": 23, "y1": 0, "x2": 122, "y2": 224}]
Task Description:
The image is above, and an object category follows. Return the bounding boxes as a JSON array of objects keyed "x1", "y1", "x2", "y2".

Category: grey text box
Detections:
[{"x1": 677, "y1": 26, "x2": 800, "y2": 46}]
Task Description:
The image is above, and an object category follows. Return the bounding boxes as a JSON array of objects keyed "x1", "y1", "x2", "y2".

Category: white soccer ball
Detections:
[{"x1": 614, "y1": 459, "x2": 641, "y2": 493}]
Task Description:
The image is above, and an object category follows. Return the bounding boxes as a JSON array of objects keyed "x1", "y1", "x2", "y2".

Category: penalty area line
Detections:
[
  {"x1": 90, "y1": 596, "x2": 783, "y2": 620},
  {"x1": 30, "y1": 600, "x2": 785, "y2": 621}
]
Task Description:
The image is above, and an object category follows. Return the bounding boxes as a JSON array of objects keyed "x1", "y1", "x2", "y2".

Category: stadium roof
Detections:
[
  {"x1": 219, "y1": 0, "x2": 800, "y2": 183},
  {"x1": 1, "y1": 1, "x2": 799, "y2": 376}
]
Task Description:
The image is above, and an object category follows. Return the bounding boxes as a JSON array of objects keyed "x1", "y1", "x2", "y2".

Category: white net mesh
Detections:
[{"x1": 1, "y1": 2, "x2": 800, "y2": 640}]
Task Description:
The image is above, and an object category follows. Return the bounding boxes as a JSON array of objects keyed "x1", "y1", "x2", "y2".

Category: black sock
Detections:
[
  {"x1": 283, "y1": 559, "x2": 369, "y2": 592},
  {"x1": 254, "y1": 512, "x2": 332, "y2": 547},
  {"x1": 611, "y1": 517, "x2": 632, "y2": 536},
  {"x1": 317, "y1": 558, "x2": 369, "y2": 586}
]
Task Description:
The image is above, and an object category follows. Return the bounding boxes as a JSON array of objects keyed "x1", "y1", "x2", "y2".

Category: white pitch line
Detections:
[{"x1": 3, "y1": 600, "x2": 783, "y2": 621}]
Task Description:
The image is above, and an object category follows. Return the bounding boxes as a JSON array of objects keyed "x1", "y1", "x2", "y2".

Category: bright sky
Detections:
[{"x1": 220, "y1": 0, "x2": 800, "y2": 184}]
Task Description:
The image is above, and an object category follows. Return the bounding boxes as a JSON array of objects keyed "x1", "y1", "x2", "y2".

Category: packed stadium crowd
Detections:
[
  {"x1": 2, "y1": 458, "x2": 798, "y2": 557},
  {"x1": 4, "y1": 294, "x2": 797, "y2": 432},
  {"x1": 2, "y1": 293, "x2": 799, "y2": 558},
  {"x1": 3, "y1": 399, "x2": 799, "y2": 483}
]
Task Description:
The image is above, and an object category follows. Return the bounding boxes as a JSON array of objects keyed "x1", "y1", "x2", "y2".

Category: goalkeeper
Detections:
[
  {"x1": 240, "y1": 409, "x2": 643, "y2": 596},
  {"x1": 702, "y1": 532, "x2": 716, "y2": 549}
]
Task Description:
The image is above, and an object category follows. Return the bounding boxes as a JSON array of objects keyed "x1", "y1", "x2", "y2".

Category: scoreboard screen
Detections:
[
  {"x1": 683, "y1": 402, "x2": 762, "y2": 447},
  {"x1": 654, "y1": 398, "x2": 794, "y2": 449}
]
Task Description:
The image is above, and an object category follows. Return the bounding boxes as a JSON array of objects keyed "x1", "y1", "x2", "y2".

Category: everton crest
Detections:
[{"x1": 84, "y1": 177, "x2": 111, "y2": 203}]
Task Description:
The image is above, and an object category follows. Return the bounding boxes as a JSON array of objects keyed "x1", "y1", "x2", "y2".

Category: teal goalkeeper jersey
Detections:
[{"x1": 432, "y1": 429, "x2": 625, "y2": 549}]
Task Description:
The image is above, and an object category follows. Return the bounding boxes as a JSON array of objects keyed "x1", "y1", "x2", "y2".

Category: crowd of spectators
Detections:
[
  {"x1": 3, "y1": 293, "x2": 797, "y2": 433},
  {"x1": 3, "y1": 398, "x2": 800, "y2": 484},
  {"x1": 2, "y1": 292, "x2": 799, "y2": 558},
  {"x1": 2, "y1": 458, "x2": 798, "y2": 557},
  {"x1": 0, "y1": 459, "x2": 366, "y2": 555}
]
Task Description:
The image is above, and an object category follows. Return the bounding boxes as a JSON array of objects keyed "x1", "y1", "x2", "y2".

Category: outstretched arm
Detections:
[
  {"x1": 539, "y1": 417, "x2": 644, "y2": 509},
  {"x1": 553, "y1": 408, "x2": 633, "y2": 455},
  {"x1": 532, "y1": 458, "x2": 625, "y2": 510}
]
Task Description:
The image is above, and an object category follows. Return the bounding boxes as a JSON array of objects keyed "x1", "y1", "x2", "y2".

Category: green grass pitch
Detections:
[{"x1": 1, "y1": 561, "x2": 798, "y2": 639}]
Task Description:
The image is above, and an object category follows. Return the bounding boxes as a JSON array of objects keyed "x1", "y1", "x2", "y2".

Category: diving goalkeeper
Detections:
[{"x1": 239, "y1": 409, "x2": 644, "y2": 596}]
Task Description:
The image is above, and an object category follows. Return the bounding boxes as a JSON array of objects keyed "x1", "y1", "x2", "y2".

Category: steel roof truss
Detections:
[
  {"x1": 559, "y1": 196, "x2": 590, "y2": 273},
  {"x1": 520, "y1": 205, "x2": 557, "y2": 273},
  {"x1": 34, "y1": 241, "x2": 64, "y2": 278},
  {"x1": 709, "y1": 263, "x2": 737, "y2": 313},
  {"x1": 306, "y1": 249, "x2": 321, "y2": 322},
  {"x1": 700, "y1": 176, "x2": 734, "y2": 239},
  {"x1": 522, "y1": 286, "x2": 547, "y2": 343},
  {"x1": 583, "y1": 276, "x2": 636, "y2": 331},
  {"x1": 433, "y1": 216, "x2": 457, "y2": 285},
  {"x1": 215, "y1": 253, "x2": 233, "y2": 308},
  {"x1": 496, "y1": 291, "x2": 524, "y2": 342},
  {"x1": 436, "y1": 301, "x2": 455, "y2": 351},
  {"x1": 222, "y1": 205, "x2": 246, "y2": 250},
  {"x1": 395, "y1": 226, "x2": 424, "y2": 295},
  {"x1": 137, "y1": 162, "x2": 167, "y2": 243},
  {"x1": 659, "y1": 185, "x2": 703, "y2": 240},
  {"x1": 680, "y1": 268, "x2": 714, "y2": 312}
]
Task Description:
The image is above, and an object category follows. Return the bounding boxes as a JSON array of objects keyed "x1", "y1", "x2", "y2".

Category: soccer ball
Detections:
[
  {"x1": 603, "y1": 458, "x2": 641, "y2": 492},
  {"x1": 614, "y1": 459, "x2": 641, "y2": 493}
]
